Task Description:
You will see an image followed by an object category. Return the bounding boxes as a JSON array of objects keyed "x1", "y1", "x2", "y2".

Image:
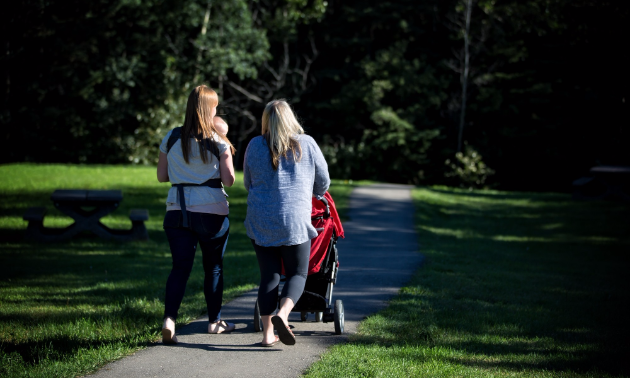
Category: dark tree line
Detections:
[{"x1": 1, "y1": 0, "x2": 628, "y2": 191}]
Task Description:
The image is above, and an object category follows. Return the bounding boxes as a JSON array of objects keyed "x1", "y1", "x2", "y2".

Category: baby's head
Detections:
[{"x1": 213, "y1": 117, "x2": 229, "y2": 135}]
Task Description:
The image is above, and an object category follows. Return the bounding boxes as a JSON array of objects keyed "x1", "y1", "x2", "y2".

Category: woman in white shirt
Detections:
[{"x1": 156, "y1": 85, "x2": 236, "y2": 344}]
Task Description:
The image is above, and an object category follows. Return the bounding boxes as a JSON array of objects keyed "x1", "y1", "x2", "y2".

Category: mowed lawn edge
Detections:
[
  {"x1": 0, "y1": 163, "x2": 357, "y2": 378},
  {"x1": 303, "y1": 186, "x2": 630, "y2": 378}
]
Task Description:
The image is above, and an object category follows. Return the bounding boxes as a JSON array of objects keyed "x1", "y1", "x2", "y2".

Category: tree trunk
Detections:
[
  {"x1": 457, "y1": 0, "x2": 472, "y2": 153},
  {"x1": 193, "y1": 0, "x2": 212, "y2": 83}
]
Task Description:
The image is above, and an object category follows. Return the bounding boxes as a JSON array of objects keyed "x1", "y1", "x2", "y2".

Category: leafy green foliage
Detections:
[
  {"x1": 2, "y1": 0, "x2": 628, "y2": 190},
  {"x1": 2, "y1": 0, "x2": 270, "y2": 165},
  {"x1": 444, "y1": 142, "x2": 495, "y2": 189},
  {"x1": 301, "y1": 2, "x2": 449, "y2": 183},
  {"x1": 299, "y1": 0, "x2": 628, "y2": 188}
]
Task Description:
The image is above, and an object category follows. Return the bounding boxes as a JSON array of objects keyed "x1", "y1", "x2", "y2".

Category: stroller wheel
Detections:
[
  {"x1": 254, "y1": 300, "x2": 263, "y2": 332},
  {"x1": 300, "y1": 312, "x2": 308, "y2": 322},
  {"x1": 334, "y1": 300, "x2": 344, "y2": 335},
  {"x1": 315, "y1": 312, "x2": 323, "y2": 322}
]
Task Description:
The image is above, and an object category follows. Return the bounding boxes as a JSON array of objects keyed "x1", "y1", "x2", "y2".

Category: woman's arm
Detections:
[
  {"x1": 243, "y1": 142, "x2": 252, "y2": 192},
  {"x1": 219, "y1": 149, "x2": 235, "y2": 187},
  {"x1": 311, "y1": 139, "x2": 331, "y2": 196},
  {"x1": 157, "y1": 152, "x2": 169, "y2": 182}
]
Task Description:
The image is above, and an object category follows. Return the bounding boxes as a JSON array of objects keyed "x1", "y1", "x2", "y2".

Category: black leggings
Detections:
[
  {"x1": 163, "y1": 211, "x2": 229, "y2": 323},
  {"x1": 253, "y1": 240, "x2": 310, "y2": 316}
]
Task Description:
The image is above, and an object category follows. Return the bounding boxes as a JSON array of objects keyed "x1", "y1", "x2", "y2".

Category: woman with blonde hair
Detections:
[
  {"x1": 157, "y1": 85, "x2": 236, "y2": 344},
  {"x1": 244, "y1": 99, "x2": 330, "y2": 346}
]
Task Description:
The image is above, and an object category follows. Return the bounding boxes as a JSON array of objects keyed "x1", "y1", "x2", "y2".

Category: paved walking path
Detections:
[{"x1": 90, "y1": 184, "x2": 422, "y2": 378}]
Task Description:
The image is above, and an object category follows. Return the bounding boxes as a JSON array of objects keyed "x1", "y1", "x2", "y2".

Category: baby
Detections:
[{"x1": 213, "y1": 116, "x2": 229, "y2": 136}]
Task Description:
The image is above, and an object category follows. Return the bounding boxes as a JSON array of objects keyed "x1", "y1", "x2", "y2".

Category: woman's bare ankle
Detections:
[
  {"x1": 275, "y1": 312, "x2": 289, "y2": 324},
  {"x1": 163, "y1": 316, "x2": 175, "y2": 330}
]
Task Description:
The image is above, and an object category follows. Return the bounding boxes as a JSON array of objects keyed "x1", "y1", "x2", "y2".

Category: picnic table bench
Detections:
[
  {"x1": 23, "y1": 190, "x2": 149, "y2": 242},
  {"x1": 572, "y1": 165, "x2": 630, "y2": 201}
]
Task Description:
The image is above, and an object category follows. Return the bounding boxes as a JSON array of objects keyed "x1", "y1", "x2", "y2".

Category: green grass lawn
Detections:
[
  {"x1": 305, "y1": 186, "x2": 630, "y2": 378},
  {"x1": 0, "y1": 163, "x2": 355, "y2": 378}
]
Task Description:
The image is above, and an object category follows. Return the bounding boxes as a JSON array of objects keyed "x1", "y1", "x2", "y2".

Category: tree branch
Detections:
[{"x1": 226, "y1": 81, "x2": 264, "y2": 103}]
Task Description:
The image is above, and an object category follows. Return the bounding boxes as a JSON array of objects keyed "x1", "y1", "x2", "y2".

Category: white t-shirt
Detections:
[{"x1": 159, "y1": 129, "x2": 229, "y2": 215}]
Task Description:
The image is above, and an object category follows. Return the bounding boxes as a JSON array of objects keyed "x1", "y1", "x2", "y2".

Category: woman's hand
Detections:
[{"x1": 157, "y1": 152, "x2": 169, "y2": 182}]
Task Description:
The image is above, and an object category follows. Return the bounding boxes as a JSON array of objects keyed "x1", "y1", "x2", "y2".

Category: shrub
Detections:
[{"x1": 444, "y1": 142, "x2": 495, "y2": 189}]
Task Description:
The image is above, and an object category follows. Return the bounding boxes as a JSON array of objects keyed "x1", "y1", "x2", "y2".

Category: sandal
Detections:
[
  {"x1": 271, "y1": 315, "x2": 296, "y2": 345},
  {"x1": 208, "y1": 320, "x2": 236, "y2": 334},
  {"x1": 162, "y1": 317, "x2": 178, "y2": 345}
]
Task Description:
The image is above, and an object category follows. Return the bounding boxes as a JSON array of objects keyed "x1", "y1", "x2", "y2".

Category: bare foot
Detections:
[
  {"x1": 261, "y1": 335, "x2": 280, "y2": 347},
  {"x1": 208, "y1": 320, "x2": 236, "y2": 334},
  {"x1": 162, "y1": 317, "x2": 178, "y2": 344}
]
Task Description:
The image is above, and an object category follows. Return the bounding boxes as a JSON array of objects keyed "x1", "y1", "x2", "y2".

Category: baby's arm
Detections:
[{"x1": 214, "y1": 116, "x2": 229, "y2": 135}]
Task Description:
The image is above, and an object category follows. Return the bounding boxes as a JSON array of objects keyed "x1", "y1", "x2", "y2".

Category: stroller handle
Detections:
[{"x1": 319, "y1": 196, "x2": 330, "y2": 218}]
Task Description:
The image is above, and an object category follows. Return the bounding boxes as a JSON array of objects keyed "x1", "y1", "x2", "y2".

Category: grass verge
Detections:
[
  {"x1": 304, "y1": 186, "x2": 630, "y2": 377},
  {"x1": 0, "y1": 163, "x2": 354, "y2": 378}
]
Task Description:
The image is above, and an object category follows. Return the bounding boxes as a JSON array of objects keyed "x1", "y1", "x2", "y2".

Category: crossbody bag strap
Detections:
[
  {"x1": 171, "y1": 179, "x2": 223, "y2": 228},
  {"x1": 166, "y1": 127, "x2": 182, "y2": 153}
]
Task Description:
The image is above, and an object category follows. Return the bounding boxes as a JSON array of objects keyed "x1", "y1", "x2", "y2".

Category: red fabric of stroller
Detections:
[
  {"x1": 281, "y1": 192, "x2": 344, "y2": 276},
  {"x1": 308, "y1": 192, "x2": 344, "y2": 275}
]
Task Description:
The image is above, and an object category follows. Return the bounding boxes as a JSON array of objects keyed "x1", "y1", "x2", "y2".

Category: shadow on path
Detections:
[{"x1": 89, "y1": 183, "x2": 423, "y2": 378}]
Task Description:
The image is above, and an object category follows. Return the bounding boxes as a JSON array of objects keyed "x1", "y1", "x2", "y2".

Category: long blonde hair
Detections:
[
  {"x1": 261, "y1": 99, "x2": 304, "y2": 170},
  {"x1": 181, "y1": 85, "x2": 235, "y2": 164}
]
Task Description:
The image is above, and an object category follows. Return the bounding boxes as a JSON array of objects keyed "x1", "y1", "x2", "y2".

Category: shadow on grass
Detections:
[
  {"x1": 0, "y1": 183, "x2": 260, "y2": 372},
  {"x1": 351, "y1": 187, "x2": 630, "y2": 376},
  {"x1": 1, "y1": 314, "x2": 161, "y2": 366},
  {"x1": 0, "y1": 167, "x2": 356, "y2": 375}
]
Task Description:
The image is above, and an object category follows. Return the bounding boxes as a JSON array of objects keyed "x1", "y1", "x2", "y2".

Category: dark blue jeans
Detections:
[{"x1": 163, "y1": 211, "x2": 229, "y2": 323}]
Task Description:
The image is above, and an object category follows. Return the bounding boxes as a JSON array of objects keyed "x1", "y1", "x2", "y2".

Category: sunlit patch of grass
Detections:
[
  {"x1": 305, "y1": 186, "x2": 630, "y2": 378},
  {"x1": 0, "y1": 163, "x2": 355, "y2": 378}
]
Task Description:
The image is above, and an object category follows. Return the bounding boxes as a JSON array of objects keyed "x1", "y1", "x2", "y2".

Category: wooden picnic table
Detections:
[
  {"x1": 572, "y1": 165, "x2": 630, "y2": 201},
  {"x1": 23, "y1": 190, "x2": 149, "y2": 242}
]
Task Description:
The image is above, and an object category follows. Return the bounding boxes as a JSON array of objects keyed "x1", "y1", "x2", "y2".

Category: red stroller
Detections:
[{"x1": 254, "y1": 192, "x2": 346, "y2": 334}]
